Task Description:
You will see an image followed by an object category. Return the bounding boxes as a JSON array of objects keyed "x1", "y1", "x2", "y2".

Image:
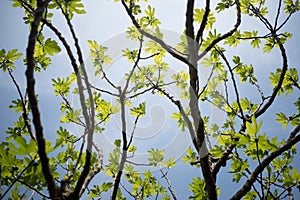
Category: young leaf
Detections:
[{"x1": 44, "y1": 38, "x2": 61, "y2": 56}]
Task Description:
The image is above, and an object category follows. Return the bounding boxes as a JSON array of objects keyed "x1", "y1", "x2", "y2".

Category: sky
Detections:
[{"x1": 0, "y1": 0, "x2": 300, "y2": 199}]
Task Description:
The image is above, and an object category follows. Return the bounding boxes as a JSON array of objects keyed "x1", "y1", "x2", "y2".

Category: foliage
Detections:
[{"x1": 0, "y1": 0, "x2": 299, "y2": 199}]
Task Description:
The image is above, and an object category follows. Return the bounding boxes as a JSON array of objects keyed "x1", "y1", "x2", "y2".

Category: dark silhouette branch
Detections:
[
  {"x1": 25, "y1": 0, "x2": 60, "y2": 199},
  {"x1": 253, "y1": 13, "x2": 288, "y2": 118},
  {"x1": 52, "y1": 2, "x2": 96, "y2": 196},
  {"x1": 79, "y1": 141, "x2": 103, "y2": 196},
  {"x1": 111, "y1": 38, "x2": 144, "y2": 199},
  {"x1": 274, "y1": 0, "x2": 283, "y2": 30},
  {"x1": 111, "y1": 87, "x2": 128, "y2": 200},
  {"x1": 196, "y1": 0, "x2": 210, "y2": 44},
  {"x1": 217, "y1": 49, "x2": 245, "y2": 120},
  {"x1": 185, "y1": 1, "x2": 217, "y2": 199},
  {"x1": 120, "y1": 0, "x2": 189, "y2": 65},
  {"x1": 198, "y1": 0, "x2": 241, "y2": 61},
  {"x1": 14, "y1": 178, "x2": 50, "y2": 199},
  {"x1": 230, "y1": 125, "x2": 300, "y2": 200},
  {"x1": 21, "y1": 1, "x2": 96, "y2": 198},
  {"x1": 212, "y1": 144, "x2": 235, "y2": 178},
  {"x1": 89, "y1": 84, "x2": 119, "y2": 97},
  {"x1": 60, "y1": 8, "x2": 95, "y2": 199},
  {"x1": 7, "y1": 68, "x2": 36, "y2": 141}
]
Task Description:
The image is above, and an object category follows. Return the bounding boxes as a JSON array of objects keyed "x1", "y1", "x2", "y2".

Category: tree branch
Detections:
[
  {"x1": 25, "y1": 0, "x2": 59, "y2": 199},
  {"x1": 198, "y1": 0, "x2": 241, "y2": 60},
  {"x1": 7, "y1": 68, "x2": 36, "y2": 141},
  {"x1": 254, "y1": 17, "x2": 288, "y2": 118},
  {"x1": 111, "y1": 87, "x2": 128, "y2": 199},
  {"x1": 195, "y1": 0, "x2": 210, "y2": 44},
  {"x1": 120, "y1": 0, "x2": 189, "y2": 65},
  {"x1": 160, "y1": 169, "x2": 177, "y2": 200},
  {"x1": 230, "y1": 125, "x2": 300, "y2": 200},
  {"x1": 217, "y1": 49, "x2": 245, "y2": 120},
  {"x1": 79, "y1": 141, "x2": 103, "y2": 196}
]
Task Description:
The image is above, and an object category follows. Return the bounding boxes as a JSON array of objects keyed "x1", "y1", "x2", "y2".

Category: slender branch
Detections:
[
  {"x1": 69, "y1": 135, "x2": 85, "y2": 181},
  {"x1": 196, "y1": 0, "x2": 210, "y2": 44},
  {"x1": 56, "y1": 1, "x2": 95, "y2": 196},
  {"x1": 254, "y1": 18, "x2": 288, "y2": 119},
  {"x1": 89, "y1": 84, "x2": 118, "y2": 97},
  {"x1": 120, "y1": 182, "x2": 137, "y2": 199},
  {"x1": 230, "y1": 125, "x2": 300, "y2": 200},
  {"x1": 135, "y1": 64, "x2": 198, "y2": 151},
  {"x1": 99, "y1": 64, "x2": 119, "y2": 89},
  {"x1": 237, "y1": 33, "x2": 272, "y2": 40},
  {"x1": 276, "y1": 12, "x2": 293, "y2": 31},
  {"x1": 123, "y1": 37, "x2": 143, "y2": 94},
  {"x1": 125, "y1": 160, "x2": 151, "y2": 167},
  {"x1": 127, "y1": 86, "x2": 155, "y2": 99},
  {"x1": 160, "y1": 169, "x2": 177, "y2": 200},
  {"x1": 198, "y1": 65, "x2": 215, "y2": 99},
  {"x1": 7, "y1": 68, "x2": 36, "y2": 141},
  {"x1": 140, "y1": 52, "x2": 160, "y2": 60},
  {"x1": 111, "y1": 87, "x2": 128, "y2": 199},
  {"x1": 127, "y1": 81, "x2": 177, "y2": 99},
  {"x1": 198, "y1": 0, "x2": 241, "y2": 60},
  {"x1": 223, "y1": 78, "x2": 241, "y2": 118},
  {"x1": 274, "y1": 0, "x2": 282, "y2": 30},
  {"x1": 14, "y1": 178, "x2": 50, "y2": 199},
  {"x1": 25, "y1": 1, "x2": 59, "y2": 199},
  {"x1": 79, "y1": 141, "x2": 103, "y2": 196},
  {"x1": 120, "y1": 0, "x2": 189, "y2": 65},
  {"x1": 217, "y1": 49, "x2": 245, "y2": 120},
  {"x1": 127, "y1": 115, "x2": 140, "y2": 149}
]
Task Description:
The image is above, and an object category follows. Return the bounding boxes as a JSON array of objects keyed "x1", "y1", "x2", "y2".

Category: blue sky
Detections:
[{"x1": 1, "y1": 0, "x2": 300, "y2": 199}]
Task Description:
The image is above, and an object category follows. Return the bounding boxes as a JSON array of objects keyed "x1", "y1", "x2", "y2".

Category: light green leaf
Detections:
[{"x1": 44, "y1": 38, "x2": 61, "y2": 56}]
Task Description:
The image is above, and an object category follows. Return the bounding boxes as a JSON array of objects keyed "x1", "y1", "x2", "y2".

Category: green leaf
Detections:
[
  {"x1": 194, "y1": 9, "x2": 216, "y2": 29},
  {"x1": 276, "y1": 112, "x2": 289, "y2": 129},
  {"x1": 44, "y1": 38, "x2": 61, "y2": 56},
  {"x1": 188, "y1": 177, "x2": 206, "y2": 200},
  {"x1": 246, "y1": 115, "x2": 262, "y2": 135},
  {"x1": 0, "y1": 49, "x2": 22, "y2": 71},
  {"x1": 148, "y1": 148, "x2": 164, "y2": 166},
  {"x1": 162, "y1": 158, "x2": 176, "y2": 169},
  {"x1": 130, "y1": 102, "x2": 146, "y2": 117},
  {"x1": 114, "y1": 139, "x2": 121, "y2": 148},
  {"x1": 8, "y1": 99, "x2": 24, "y2": 113},
  {"x1": 0, "y1": 144, "x2": 20, "y2": 166},
  {"x1": 182, "y1": 146, "x2": 198, "y2": 164},
  {"x1": 6, "y1": 49, "x2": 22, "y2": 61},
  {"x1": 128, "y1": 145, "x2": 137, "y2": 153},
  {"x1": 7, "y1": 137, "x2": 36, "y2": 156},
  {"x1": 101, "y1": 182, "x2": 113, "y2": 192}
]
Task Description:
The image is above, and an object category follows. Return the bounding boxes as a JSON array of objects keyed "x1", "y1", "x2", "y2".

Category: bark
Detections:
[{"x1": 25, "y1": 0, "x2": 61, "y2": 199}]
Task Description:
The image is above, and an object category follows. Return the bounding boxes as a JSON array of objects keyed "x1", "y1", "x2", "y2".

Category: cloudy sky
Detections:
[{"x1": 1, "y1": 0, "x2": 300, "y2": 199}]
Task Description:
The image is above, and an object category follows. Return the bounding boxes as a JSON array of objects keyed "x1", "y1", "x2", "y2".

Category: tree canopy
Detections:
[{"x1": 0, "y1": 0, "x2": 300, "y2": 199}]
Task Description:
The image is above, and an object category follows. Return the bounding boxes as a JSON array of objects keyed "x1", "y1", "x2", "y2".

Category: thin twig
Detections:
[
  {"x1": 160, "y1": 169, "x2": 177, "y2": 200},
  {"x1": 7, "y1": 68, "x2": 36, "y2": 141}
]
